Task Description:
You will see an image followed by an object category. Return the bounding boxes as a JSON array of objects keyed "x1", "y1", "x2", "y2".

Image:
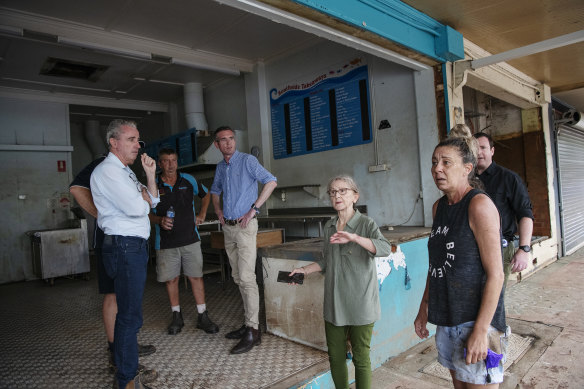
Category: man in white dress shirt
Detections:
[{"x1": 91, "y1": 119, "x2": 159, "y2": 389}]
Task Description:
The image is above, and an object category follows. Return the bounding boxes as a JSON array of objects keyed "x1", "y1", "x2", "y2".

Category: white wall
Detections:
[{"x1": 0, "y1": 97, "x2": 72, "y2": 283}]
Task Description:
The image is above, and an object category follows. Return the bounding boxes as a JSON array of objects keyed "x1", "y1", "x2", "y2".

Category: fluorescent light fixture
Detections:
[
  {"x1": 2, "y1": 77, "x2": 114, "y2": 93},
  {"x1": 133, "y1": 76, "x2": 184, "y2": 86},
  {"x1": 57, "y1": 37, "x2": 152, "y2": 61},
  {"x1": 171, "y1": 58, "x2": 240, "y2": 76},
  {"x1": 0, "y1": 25, "x2": 24, "y2": 37}
]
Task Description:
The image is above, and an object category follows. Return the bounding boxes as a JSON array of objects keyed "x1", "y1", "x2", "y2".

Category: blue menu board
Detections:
[
  {"x1": 270, "y1": 63, "x2": 371, "y2": 159},
  {"x1": 144, "y1": 128, "x2": 197, "y2": 167}
]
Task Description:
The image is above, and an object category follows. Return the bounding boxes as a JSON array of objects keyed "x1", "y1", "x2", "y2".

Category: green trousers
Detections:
[{"x1": 325, "y1": 321, "x2": 374, "y2": 389}]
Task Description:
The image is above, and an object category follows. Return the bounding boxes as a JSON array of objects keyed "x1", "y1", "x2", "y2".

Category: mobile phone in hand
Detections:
[{"x1": 277, "y1": 271, "x2": 304, "y2": 284}]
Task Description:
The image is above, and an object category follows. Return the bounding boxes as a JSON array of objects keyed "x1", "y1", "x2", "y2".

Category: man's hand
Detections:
[
  {"x1": 141, "y1": 187, "x2": 152, "y2": 206},
  {"x1": 160, "y1": 216, "x2": 173, "y2": 230},
  {"x1": 141, "y1": 154, "x2": 156, "y2": 176},
  {"x1": 195, "y1": 213, "x2": 206, "y2": 226},
  {"x1": 216, "y1": 209, "x2": 225, "y2": 226},
  {"x1": 238, "y1": 208, "x2": 256, "y2": 228},
  {"x1": 511, "y1": 249, "x2": 530, "y2": 273}
]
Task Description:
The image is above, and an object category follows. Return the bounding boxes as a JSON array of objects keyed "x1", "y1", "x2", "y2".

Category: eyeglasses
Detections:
[
  {"x1": 129, "y1": 172, "x2": 145, "y2": 193},
  {"x1": 327, "y1": 188, "x2": 354, "y2": 197}
]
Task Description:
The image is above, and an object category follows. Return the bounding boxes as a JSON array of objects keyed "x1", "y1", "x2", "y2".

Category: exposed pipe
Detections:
[
  {"x1": 84, "y1": 119, "x2": 107, "y2": 159},
  {"x1": 563, "y1": 110, "x2": 584, "y2": 131},
  {"x1": 184, "y1": 82, "x2": 208, "y2": 131}
]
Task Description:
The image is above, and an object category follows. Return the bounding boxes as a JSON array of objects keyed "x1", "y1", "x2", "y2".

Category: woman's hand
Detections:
[
  {"x1": 414, "y1": 310, "x2": 429, "y2": 339},
  {"x1": 465, "y1": 329, "x2": 489, "y2": 365},
  {"x1": 289, "y1": 267, "x2": 305, "y2": 276},
  {"x1": 288, "y1": 267, "x2": 307, "y2": 285},
  {"x1": 329, "y1": 231, "x2": 355, "y2": 244}
]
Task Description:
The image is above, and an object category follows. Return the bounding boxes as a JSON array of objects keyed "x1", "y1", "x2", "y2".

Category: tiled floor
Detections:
[{"x1": 0, "y1": 262, "x2": 327, "y2": 389}]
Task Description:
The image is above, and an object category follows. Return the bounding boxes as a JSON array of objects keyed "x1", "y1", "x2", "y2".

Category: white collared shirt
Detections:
[{"x1": 90, "y1": 152, "x2": 159, "y2": 239}]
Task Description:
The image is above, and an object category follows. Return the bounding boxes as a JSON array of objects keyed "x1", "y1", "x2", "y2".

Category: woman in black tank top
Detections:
[{"x1": 414, "y1": 134, "x2": 506, "y2": 388}]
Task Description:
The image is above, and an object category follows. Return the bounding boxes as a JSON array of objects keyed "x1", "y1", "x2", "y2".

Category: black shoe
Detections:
[
  {"x1": 138, "y1": 344, "x2": 156, "y2": 357},
  {"x1": 225, "y1": 324, "x2": 247, "y2": 339},
  {"x1": 196, "y1": 311, "x2": 219, "y2": 334},
  {"x1": 230, "y1": 326, "x2": 261, "y2": 354},
  {"x1": 168, "y1": 311, "x2": 184, "y2": 335}
]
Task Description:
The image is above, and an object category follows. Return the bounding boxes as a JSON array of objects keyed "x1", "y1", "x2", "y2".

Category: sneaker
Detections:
[
  {"x1": 168, "y1": 311, "x2": 184, "y2": 335},
  {"x1": 196, "y1": 311, "x2": 219, "y2": 334}
]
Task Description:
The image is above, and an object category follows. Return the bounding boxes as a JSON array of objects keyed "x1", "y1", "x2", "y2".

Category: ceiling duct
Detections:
[
  {"x1": 84, "y1": 119, "x2": 107, "y2": 159},
  {"x1": 184, "y1": 82, "x2": 208, "y2": 132}
]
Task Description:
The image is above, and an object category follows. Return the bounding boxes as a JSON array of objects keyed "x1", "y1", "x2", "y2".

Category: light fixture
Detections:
[
  {"x1": 171, "y1": 58, "x2": 240, "y2": 76},
  {"x1": 0, "y1": 25, "x2": 24, "y2": 37},
  {"x1": 57, "y1": 37, "x2": 152, "y2": 61},
  {"x1": 2, "y1": 77, "x2": 114, "y2": 93},
  {"x1": 133, "y1": 77, "x2": 184, "y2": 86}
]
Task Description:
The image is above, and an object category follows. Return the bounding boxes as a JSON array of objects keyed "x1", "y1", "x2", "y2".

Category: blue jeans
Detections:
[{"x1": 102, "y1": 235, "x2": 149, "y2": 388}]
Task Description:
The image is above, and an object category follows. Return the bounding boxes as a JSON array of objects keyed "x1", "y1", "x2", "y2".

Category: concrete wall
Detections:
[
  {"x1": 241, "y1": 41, "x2": 441, "y2": 231},
  {"x1": 0, "y1": 97, "x2": 72, "y2": 283}
]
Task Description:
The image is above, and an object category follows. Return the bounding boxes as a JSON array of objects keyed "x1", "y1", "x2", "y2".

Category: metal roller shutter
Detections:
[{"x1": 557, "y1": 124, "x2": 584, "y2": 255}]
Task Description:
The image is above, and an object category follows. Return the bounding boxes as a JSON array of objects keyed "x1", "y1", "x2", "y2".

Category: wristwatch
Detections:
[
  {"x1": 251, "y1": 203, "x2": 260, "y2": 214},
  {"x1": 518, "y1": 245, "x2": 531, "y2": 253}
]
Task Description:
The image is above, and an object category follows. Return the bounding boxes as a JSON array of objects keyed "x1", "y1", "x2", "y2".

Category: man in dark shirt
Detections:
[
  {"x1": 148, "y1": 148, "x2": 219, "y2": 336},
  {"x1": 474, "y1": 132, "x2": 534, "y2": 286}
]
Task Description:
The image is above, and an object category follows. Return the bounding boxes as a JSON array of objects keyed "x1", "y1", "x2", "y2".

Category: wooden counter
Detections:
[
  {"x1": 210, "y1": 228, "x2": 284, "y2": 249},
  {"x1": 258, "y1": 226, "x2": 431, "y2": 260}
]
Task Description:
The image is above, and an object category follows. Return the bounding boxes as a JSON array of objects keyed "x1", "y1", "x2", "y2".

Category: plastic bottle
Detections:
[{"x1": 166, "y1": 206, "x2": 175, "y2": 229}]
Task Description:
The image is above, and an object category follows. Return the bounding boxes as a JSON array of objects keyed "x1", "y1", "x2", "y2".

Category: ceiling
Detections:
[
  {"x1": 400, "y1": 0, "x2": 584, "y2": 111},
  {"x1": 1, "y1": 0, "x2": 583, "y2": 116}
]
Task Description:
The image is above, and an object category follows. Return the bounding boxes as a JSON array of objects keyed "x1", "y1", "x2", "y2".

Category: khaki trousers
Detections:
[
  {"x1": 223, "y1": 218, "x2": 259, "y2": 329},
  {"x1": 502, "y1": 241, "x2": 515, "y2": 289}
]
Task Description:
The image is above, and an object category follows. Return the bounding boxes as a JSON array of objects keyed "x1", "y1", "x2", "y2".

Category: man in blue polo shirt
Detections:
[
  {"x1": 149, "y1": 148, "x2": 219, "y2": 336},
  {"x1": 211, "y1": 126, "x2": 277, "y2": 354}
]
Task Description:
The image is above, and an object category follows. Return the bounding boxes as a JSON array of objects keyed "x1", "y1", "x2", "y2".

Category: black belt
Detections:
[{"x1": 224, "y1": 215, "x2": 256, "y2": 226}]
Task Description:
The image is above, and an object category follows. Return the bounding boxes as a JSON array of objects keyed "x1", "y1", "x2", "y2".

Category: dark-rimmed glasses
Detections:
[{"x1": 327, "y1": 188, "x2": 354, "y2": 197}]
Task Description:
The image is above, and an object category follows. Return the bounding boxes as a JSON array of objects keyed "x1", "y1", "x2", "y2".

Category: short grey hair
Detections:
[
  {"x1": 327, "y1": 175, "x2": 360, "y2": 194},
  {"x1": 105, "y1": 119, "x2": 137, "y2": 149}
]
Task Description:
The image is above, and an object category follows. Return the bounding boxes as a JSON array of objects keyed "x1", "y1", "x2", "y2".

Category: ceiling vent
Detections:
[{"x1": 40, "y1": 57, "x2": 108, "y2": 82}]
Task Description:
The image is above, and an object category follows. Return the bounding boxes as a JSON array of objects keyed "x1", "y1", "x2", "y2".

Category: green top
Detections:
[{"x1": 316, "y1": 210, "x2": 391, "y2": 326}]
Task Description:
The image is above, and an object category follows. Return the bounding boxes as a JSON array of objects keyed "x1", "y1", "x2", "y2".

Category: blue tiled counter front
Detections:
[{"x1": 259, "y1": 227, "x2": 433, "y2": 388}]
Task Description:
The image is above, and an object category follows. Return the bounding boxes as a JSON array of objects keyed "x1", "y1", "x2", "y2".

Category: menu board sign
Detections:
[
  {"x1": 270, "y1": 59, "x2": 372, "y2": 159},
  {"x1": 144, "y1": 128, "x2": 197, "y2": 167}
]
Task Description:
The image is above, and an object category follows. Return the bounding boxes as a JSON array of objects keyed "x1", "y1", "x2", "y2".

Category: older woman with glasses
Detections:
[{"x1": 289, "y1": 175, "x2": 390, "y2": 389}]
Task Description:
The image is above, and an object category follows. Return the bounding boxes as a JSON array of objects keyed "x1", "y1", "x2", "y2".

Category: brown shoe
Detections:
[
  {"x1": 230, "y1": 326, "x2": 261, "y2": 354},
  {"x1": 122, "y1": 374, "x2": 152, "y2": 389},
  {"x1": 112, "y1": 367, "x2": 158, "y2": 389}
]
